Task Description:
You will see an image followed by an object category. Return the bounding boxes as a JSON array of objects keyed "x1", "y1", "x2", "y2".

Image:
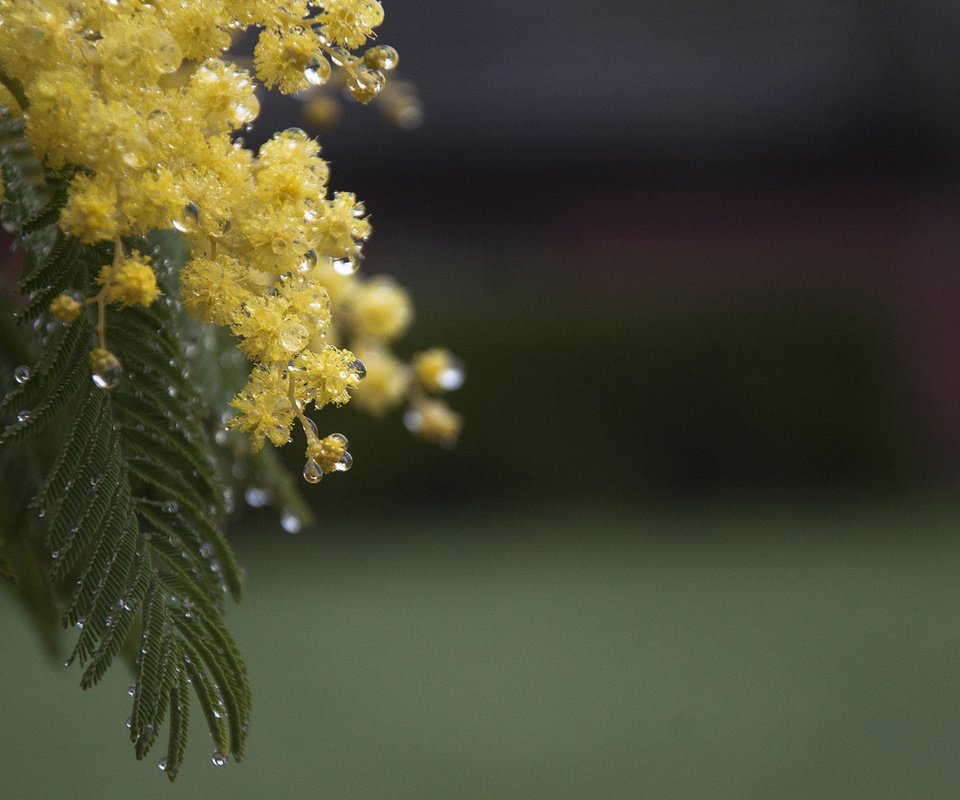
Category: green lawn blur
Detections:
[{"x1": 3, "y1": 499, "x2": 960, "y2": 799}]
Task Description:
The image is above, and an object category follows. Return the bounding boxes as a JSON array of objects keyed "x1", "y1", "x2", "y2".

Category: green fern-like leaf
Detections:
[{"x1": 0, "y1": 105, "x2": 250, "y2": 777}]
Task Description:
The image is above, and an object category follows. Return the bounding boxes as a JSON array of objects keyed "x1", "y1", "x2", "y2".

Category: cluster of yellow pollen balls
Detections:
[{"x1": 0, "y1": 0, "x2": 462, "y2": 483}]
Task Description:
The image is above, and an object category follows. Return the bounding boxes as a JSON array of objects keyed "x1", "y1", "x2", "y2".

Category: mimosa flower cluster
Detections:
[{"x1": 0, "y1": 0, "x2": 461, "y2": 482}]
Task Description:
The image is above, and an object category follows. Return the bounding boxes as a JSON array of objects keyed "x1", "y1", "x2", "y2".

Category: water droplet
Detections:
[
  {"x1": 244, "y1": 486, "x2": 272, "y2": 508},
  {"x1": 348, "y1": 67, "x2": 385, "y2": 103},
  {"x1": 143, "y1": 724, "x2": 155, "y2": 737},
  {"x1": 16, "y1": 410, "x2": 30, "y2": 423},
  {"x1": 299, "y1": 249, "x2": 318, "y2": 272},
  {"x1": 304, "y1": 56, "x2": 331, "y2": 87},
  {"x1": 125, "y1": 716, "x2": 132, "y2": 729},
  {"x1": 403, "y1": 408, "x2": 423, "y2": 433},
  {"x1": 334, "y1": 451, "x2": 353, "y2": 472},
  {"x1": 332, "y1": 257, "x2": 357, "y2": 276},
  {"x1": 91, "y1": 355, "x2": 123, "y2": 390},
  {"x1": 215, "y1": 429, "x2": 228, "y2": 445},
  {"x1": 363, "y1": 45, "x2": 399, "y2": 71},
  {"x1": 13, "y1": 365, "x2": 30, "y2": 384},
  {"x1": 158, "y1": 757, "x2": 168, "y2": 772},
  {"x1": 350, "y1": 359, "x2": 366, "y2": 380},
  {"x1": 161, "y1": 500, "x2": 179, "y2": 514},
  {"x1": 329, "y1": 432, "x2": 349, "y2": 448},
  {"x1": 279, "y1": 320, "x2": 309, "y2": 353},
  {"x1": 127, "y1": 684, "x2": 137, "y2": 697},
  {"x1": 438, "y1": 362, "x2": 465, "y2": 391},
  {"x1": 280, "y1": 510, "x2": 302, "y2": 533},
  {"x1": 302, "y1": 416, "x2": 318, "y2": 439},
  {"x1": 172, "y1": 202, "x2": 200, "y2": 233},
  {"x1": 153, "y1": 31, "x2": 182, "y2": 74},
  {"x1": 303, "y1": 459, "x2": 323, "y2": 484},
  {"x1": 211, "y1": 751, "x2": 228, "y2": 767}
]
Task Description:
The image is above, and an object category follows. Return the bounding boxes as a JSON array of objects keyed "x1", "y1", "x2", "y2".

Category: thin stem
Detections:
[{"x1": 0, "y1": 71, "x2": 28, "y2": 111}]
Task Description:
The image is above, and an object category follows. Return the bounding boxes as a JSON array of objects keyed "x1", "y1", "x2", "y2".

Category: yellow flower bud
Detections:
[{"x1": 49, "y1": 293, "x2": 82, "y2": 324}]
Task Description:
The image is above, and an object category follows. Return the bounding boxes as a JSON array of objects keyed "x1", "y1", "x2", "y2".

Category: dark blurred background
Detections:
[
  {"x1": 7, "y1": 2, "x2": 960, "y2": 797},
  {"x1": 256, "y1": 0, "x2": 960, "y2": 511}
]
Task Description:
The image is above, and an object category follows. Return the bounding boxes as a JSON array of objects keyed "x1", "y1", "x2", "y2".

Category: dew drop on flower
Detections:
[
  {"x1": 299, "y1": 249, "x2": 318, "y2": 272},
  {"x1": 304, "y1": 56, "x2": 332, "y2": 87},
  {"x1": 13, "y1": 365, "x2": 30, "y2": 384},
  {"x1": 303, "y1": 459, "x2": 323, "y2": 484},
  {"x1": 153, "y1": 31, "x2": 182, "y2": 74},
  {"x1": 334, "y1": 451, "x2": 353, "y2": 472},
  {"x1": 350, "y1": 358, "x2": 366, "y2": 380},
  {"x1": 172, "y1": 202, "x2": 200, "y2": 233},
  {"x1": 211, "y1": 751, "x2": 228, "y2": 767},
  {"x1": 92, "y1": 358, "x2": 123, "y2": 390},
  {"x1": 278, "y1": 320, "x2": 309, "y2": 353},
  {"x1": 364, "y1": 45, "x2": 399, "y2": 71},
  {"x1": 438, "y1": 360, "x2": 465, "y2": 391},
  {"x1": 280, "y1": 509, "x2": 302, "y2": 533},
  {"x1": 332, "y1": 257, "x2": 357, "y2": 276},
  {"x1": 329, "y1": 432, "x2": 349, "y2": 448},
  {"x1": 232, "y1": 94, "x2": 260, "y2": 127}
]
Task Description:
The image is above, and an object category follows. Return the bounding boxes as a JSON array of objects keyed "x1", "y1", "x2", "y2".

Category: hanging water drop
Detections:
[
  {"x1": 363, "y1": 45, "x2": 399, "y2": 71},
  {"x1": 158, "y1": 757, "x2": 168, "y2": 772},
  {"x1": 16, "y1": 410, "x2": 30, "y2": 423},
  {"x1": 211, "y1": 751, "x2": 228, "y2": 767},
  {"x1": 91, "y1": 353, "x2": 123, "y2": 390},
  {"x1": 304, "y1": 56, "x2": 332, "y2": 87},
  {"x1": 13, "y1": 365, "x2": 30, "y2": 384},
  {"x1": 333, "y1": 257, "x2": 357, "y2": 276},
  {"x1": 127, "y1": 684, "x2": 137, "y2": 697},
  {"x1": 161, "y1": 500, "x2": 179, "y2": 514},
  {"x1": 350, "y1": 358, "x2": 366, "y2": 380},
  {"x1": 329, "y1": 432, "x2": 349, "y2": 448},
  {"x1": 334, "y1": 451, "x2": 353, "y2": 472},
  {"x1": 303, "y1": 458, "x2": 323, "y2": 484}
]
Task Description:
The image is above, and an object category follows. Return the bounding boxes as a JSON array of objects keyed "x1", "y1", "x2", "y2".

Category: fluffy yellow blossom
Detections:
[
  {"x1": 413, "y1": 348, "x2": 465, "y2": 393},
  {"x1": 227, "y1": 368, "x2": 296, "y2": 451},
  {"x1": 404, "y1": 399, "x2": 462, "y2": 448},
  {"x1": 350, "y1": 346, "x2": 409, "y2": 415},
  {"x1": 0, "y1": 0, "x2": 461, "y2": 476},
  {"x1": 254, "y1": 27, "x2": 323, "y2": 94},
  {"x1": 179, "y1": 255, "x2": 251, "y2": 326},
  {"x1": 318, "y1": 0, "x2": 385, "y2": 49},
  {"x1": 294, "y1": 346, "x2": 364, "y2": 407},
  {"x1": 97, "y1": 254, "x2": 161, "y2": 308},
  {"x1": 349, "y1": 276, "x2": 412, "y2": 341},
  {"x1": 49, "y1": 293, "x2": 82, "y2": 324},
  {"x1": 306, "y1": 433, "x2": 352, "y2": 475},
  {"x1": 59, "y1": 173, "x2": 118, "y2": 245}
]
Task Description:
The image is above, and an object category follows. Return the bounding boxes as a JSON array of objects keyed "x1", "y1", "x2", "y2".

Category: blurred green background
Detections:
[{"x1": 6, "y1": 0, "x2": 960, "y2": 796}]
